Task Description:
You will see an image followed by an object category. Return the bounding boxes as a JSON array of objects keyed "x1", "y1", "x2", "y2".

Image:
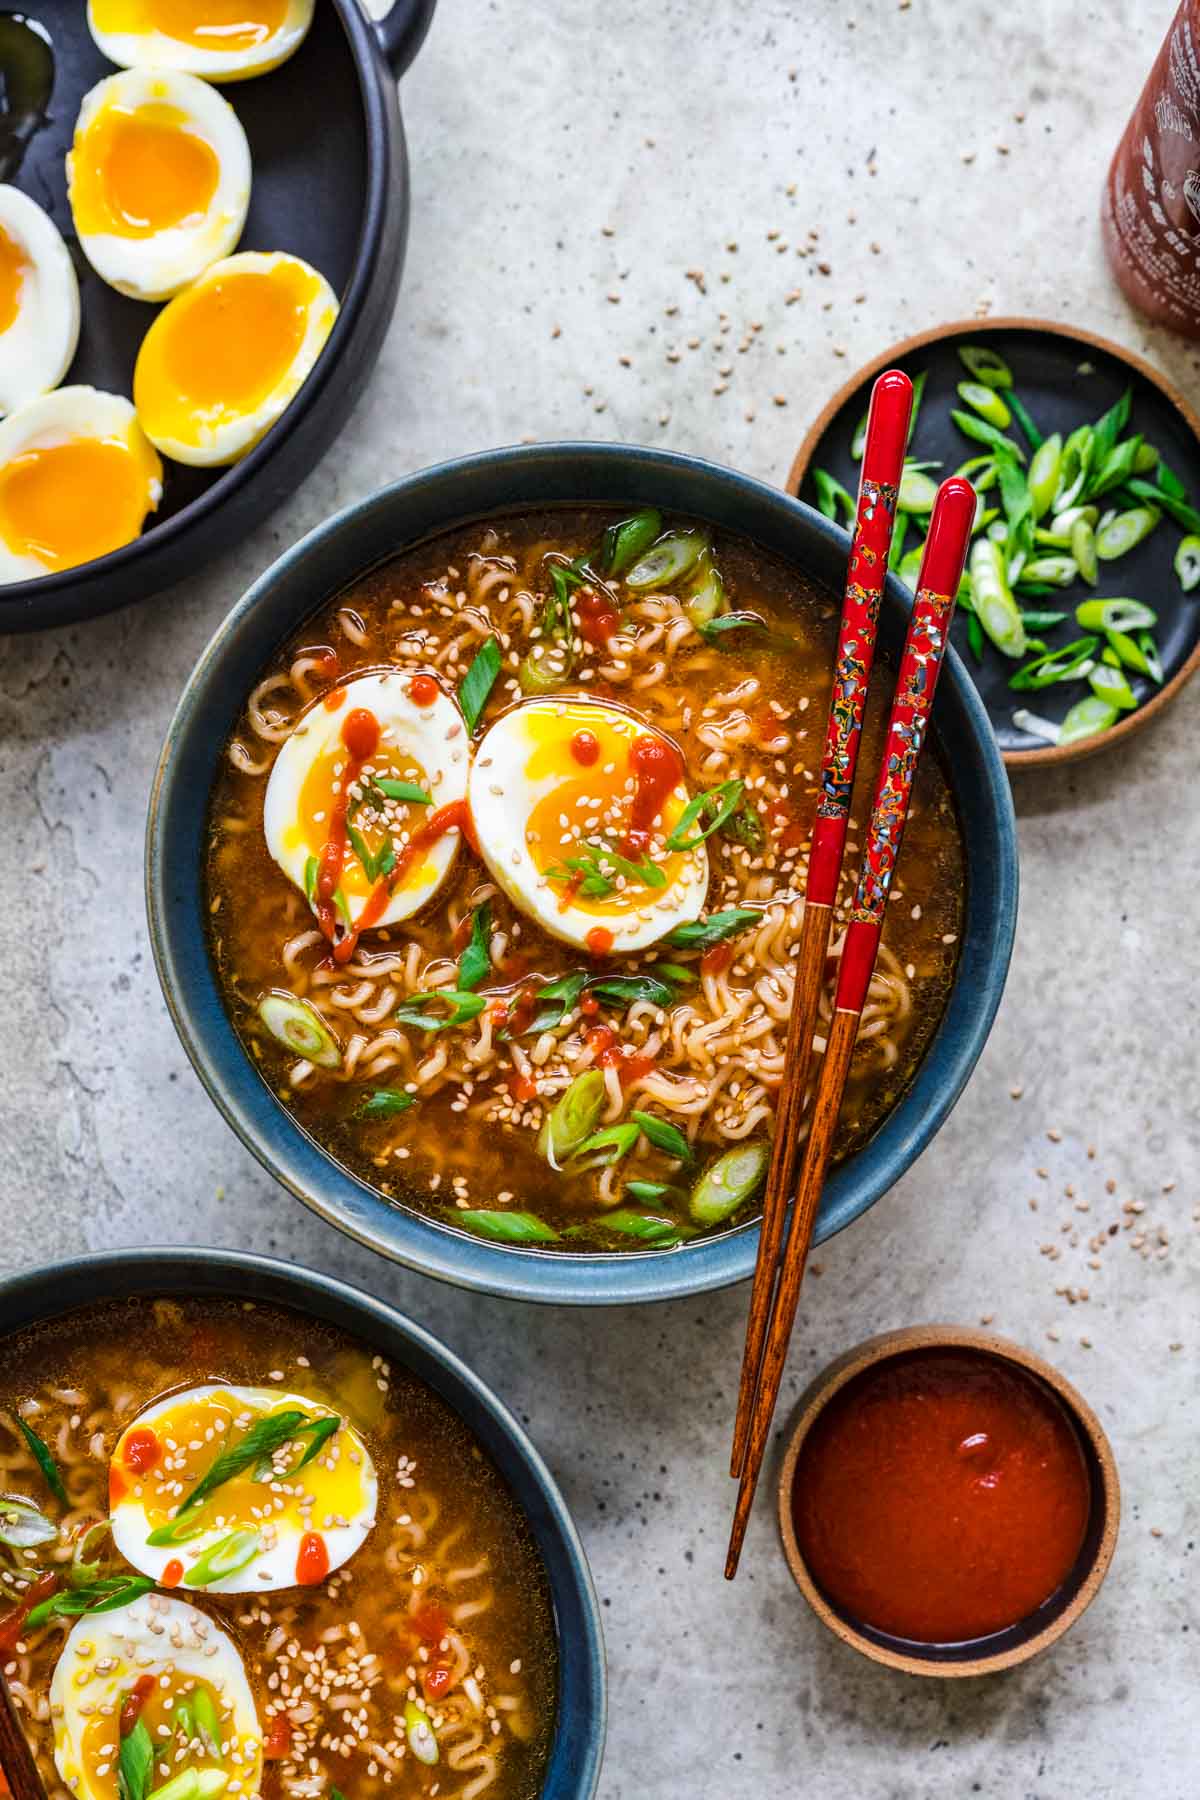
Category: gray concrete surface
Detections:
[{"x1": 2, "y1": 1, "x2": 1198, "y2": 1794}]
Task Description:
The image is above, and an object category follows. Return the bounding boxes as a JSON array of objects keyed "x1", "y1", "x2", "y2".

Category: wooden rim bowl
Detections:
[
  {"x1": 775, "y1": 1325, "x2": 1121, "y2": 1677},
  {"x1": 786, "y1": 315, "x2": 1200, "y2": 770}
]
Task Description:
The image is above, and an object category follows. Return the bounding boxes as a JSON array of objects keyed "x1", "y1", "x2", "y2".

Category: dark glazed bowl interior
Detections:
[
  {"x1": 0, "y1": 1249, "x2": 605, "y2": 1798},
  {"x1": 147, "y1": 444, "x2": 1019, "y2": 1305}
]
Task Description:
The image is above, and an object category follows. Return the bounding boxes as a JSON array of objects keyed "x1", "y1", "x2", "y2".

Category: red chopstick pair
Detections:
[{"x1": 726, "y1": 371, "x2": 975, "y2": 1574}]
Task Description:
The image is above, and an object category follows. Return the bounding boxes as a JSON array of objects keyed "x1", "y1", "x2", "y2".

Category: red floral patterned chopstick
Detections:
[
  {"x1": 729, "y1": 369, "x2": 912, "y2": 1481},
  {"x1": 726, "y1": 474, "x2": 976, "y2": 1577}
]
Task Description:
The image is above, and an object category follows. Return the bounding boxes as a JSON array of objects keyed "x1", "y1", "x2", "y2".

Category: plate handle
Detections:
[{"x1": 373, "y1": 0, "x2": 437, "y2": 76}]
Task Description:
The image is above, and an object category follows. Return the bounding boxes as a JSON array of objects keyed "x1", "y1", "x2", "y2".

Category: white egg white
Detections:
[
  {"x1": 0, "y1": 387, "x2": 162, "y2": 584},
  {"x1": 88, "y1": 0, "x2": 315, "y2": 83},
  {"x1": 469, "y1": 697, "x2": 709, "y2": 953},
  {"x1": 51, "y1": 1594, "x2": 262, "y2": 1800},
  {"x1": 110, "y1": 1385, "x2": 377, "y2": 1596},
  {"x1": 68, "y1": 69, "x2": 251, "y2": 302},
  {"x1": 264, "y1": 671, "x2": 470, "y2": 930},
  {"x1": 0, "y1": 186, "x2": 80, "y2": 415}
]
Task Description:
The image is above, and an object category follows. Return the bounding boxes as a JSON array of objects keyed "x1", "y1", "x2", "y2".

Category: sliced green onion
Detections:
[
  {"x1": 1104, "y1": 628, "x2": 1154, "y2": 676},
  {"x1": 598, "y1": 508, "x2": 661, "y2": 577},
  {"x1": 689, "y1": 1142, "x2": 770, "y2": 1227},
  {"x1": 457, "y1": 636, "x2": 501, "y2": 733},
  {"x1": 969, "y1": 537, "x2": 1026, "y2": 658},
  {"x1": 665, "y1": 779, "x2": 744, "y2": 852},
  {"x1": 405, "y1": 1701, "x2": 439, "y2": 1767},
  {"x1": 811, "y1": 468, "x2": 856, "y2": 525},
  {"x1": 191, "y1": 1687, "x2": 223, "y2": 1753},
  {"x1": 1007, "y1": 391, "x2": 1043, "y2": 451},
  {"x1": 70, "y1": 1519, "x2": 112, "y2": 1586},
  {"x1": 15, "y1": 1420, "x2": 69, "y2": 1507},
  {"x1": 1088, "y1": 662, "x2": 1137, "y2": 711},
  {"x1": 538, "y1": 1070, "x2": 606, "y2": 1166},
  {"x1": 588, "y1": 1209, "x2": 685, "y2": 1243},
  {"x1": 951, "y1": 409, "x2": 1025, "y2": 464},
  {"x1": 146, "y1": 1770, "x2": 228, "y2": 1800},
  {"x1": 665, "y1": 909, "x2": 759, "y2": 952},
  {"x1": 966, "y1": 613, "x2": 984, "y2": 662},
  {"x1": 896, "y1": 546, "x2": 923, "y2": 592},
  {"x1": 1011, "y1": 707, "x2": 1061, "y2": 745},
  {"x1": 1175, "y1": 535, "x2": 1200, "y2": 592},
  {"x1": 887, "y1": 513, "x2": 910, "y2": 571},
  {"x1": 625, "y1": 529, "x2": 708, "y2": 591},
  {"x1": 1027, "y1": 433, "x2": 1062, "y2": 520},
  {"x1": 906, "y1": 369, "x2": 928, "y2": 445},
  {"x1": 1009, "y1": 637, "x2": 1099, "y2": 691},
  {"x1": 0, "y1": 1494, "x2": 57, "y2": 1548},
  {"x1": 957, "y1": 343, "x2": 1013, "y2": 389},
  {"x1": 1018, "y1": 608, "x2": 1067, "y2": 630},
  {"x1": 173, "y1": 1701, "x2": 196, "y2": 1748},
  {"x1": 1125, "y1": 477, "x2": 1200, "y2": 534},
  {"x1": 723, "y1": 798, "x2": 766, "y2": 853},
  {"x1": 898, "y1": 467, "x2": 938, "y2": 513},
  {"x1": 1020, "y1": 555, "x2": 1077, "y2": 587},
  {"x1": 355, "y1": 1087, "x2": 415, "y2": 1119},
  {"x1": 1094, "y1": 506, "x2": 1160, "y2": 561},
  {"x1": 1155, "y1": 458, "x2": 1188, "y2": 501},
  {"x1": 394, "y1": 990, "x2": 487, "y2": 1033},
  {"x1": 456, "y1": 902, "x2": 492, "y2": 992},
  {"x1": 1058, "y1": 694, "x2": 1119, "y2": 746},
  {"x1": 118, "y1": 1717, "x2": 154, "y2": 1800},
  {"x1": 572, "y1": 1122, "x2": 640, "y2": 1167},
  {"x1": 631, "y1": 1110, "x2": 692, "y2": 1163},
  {"x1": 369, "y1": 777, "x2": 432, "y2": 805},
  {"x1": 850, "y1": 409, "x2": 868, "y2": 461},
  {"x1": 258, "y1": 994, "x2": 340, "y2": 1068},
  {"x1": 1071, "y1": 518, "x2": 1098, "y2": 586},
  {"x1": 685, "y1": 553, "x2": 726, "y2": 627},
  {"x1": 25, "y1": 1574, "x2": 154, "y2": 1629},
  {"x1": 625, "y1": 1179, "x2": 686, "y2": 1204},
  {"x1": 956, "y1": 381, "x2": 1011, "y2": 429},
  {"x1": 455, "y1": 1210, "x2": 560, "y2": 1244},
  {"x1": 1138, "y1": 630, "x2": 1164, "y2": 684},
  {"x1": 1053, "y1": 426, "x2": 1094, "y2": 512},
  {"x1": 1075, "y1": 597, "x2": 1157, "y2": 632},
  {"x1": 148, "y1": 1411, "x2": 309, "y2": 1535},
  {"x1": 586, "y1": 974, "x2": 675, "y2": 1009},
  {"x1": 253, "y1": 1414, "x2": 340, "y2": 1482},
  {"x1": 183, "y1": 1526, "x2": 260, "y2": 1584}
]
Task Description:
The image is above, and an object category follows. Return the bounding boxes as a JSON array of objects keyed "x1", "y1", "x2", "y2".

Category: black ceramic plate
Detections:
[
  {"x1": 0, "y1": 0, "x2": 424, "y2": 632},
  {"x1": 789, "y1": 318, "x2": 1200, "y2": 765}
]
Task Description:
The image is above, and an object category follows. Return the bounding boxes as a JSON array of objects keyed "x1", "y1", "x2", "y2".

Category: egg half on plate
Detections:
[
  {"x1": 0, "y1": 388, "x2": 162, "y2": 583},
  {"x1": 134, "y1": 251, "x2": 338, "y2": 465},
  {"x1": 469, "y1": 698, "x2": 709, "y2": 952},
  {"x1": 264, "y1": 671, "x2": 470, "y2": 930},
  {"x1": 51, "y1": 1593, "x2": 262, "y2": 1800},
  {"x1": 109, "y1": 1384, "x2": 377, "y2": 1594},
  {"x1": 0, "y1": 186, "x2": 80, "y2": 416},
  {"x1": 68, "y1": 68, "x2": 251, "y2": 302},
  {"x1": 88, "y1": 0, "x2": 315, "y2": 82}
]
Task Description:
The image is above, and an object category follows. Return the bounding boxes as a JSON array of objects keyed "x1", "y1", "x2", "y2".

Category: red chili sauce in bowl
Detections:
[{"x1": 791, "y1": 1348, "x2": 1093, "y2": 1645}]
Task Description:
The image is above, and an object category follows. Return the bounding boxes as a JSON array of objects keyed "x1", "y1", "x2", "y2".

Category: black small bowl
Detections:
[
  {"x1": 0, "y1": 1247, "x2": 607, "y2": 1795},
  {"x1": 790, "y1": 317, "x2": 1200, "y2": 767}
]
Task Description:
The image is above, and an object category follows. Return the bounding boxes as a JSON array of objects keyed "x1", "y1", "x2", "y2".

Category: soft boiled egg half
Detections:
[
  {"x1": 68, "y1": 69, "x2": 251, "y2": 302},
  {"x1": 109, "y1": 1384, "x2": 377, "y2": 1594},
  {"x1": 134, "y1": 250, "x2": 338, "y2": 466},
  {"x1": 0, "y1": 186, "x2": 80, "y2": 415},
  {"x1": 0, "y1": 388, "x2": 162, "y2": 583},
  {"x1": 264, "y1": 671, "x2": 470, "y2": 931},
  {"x1": 88, "y1": 0, "x2": 314, "y2": 83},
  {"x1": 51, "y1": 1593, "x2": 262, "y2": 1800},
  {"x1": 469, "y1": 698, "x2": 709, "y2": 953}
]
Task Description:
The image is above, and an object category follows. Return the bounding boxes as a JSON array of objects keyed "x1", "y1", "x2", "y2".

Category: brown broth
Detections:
[
  {"x1": 0, "y1": 1298, "x2": 556, "y2": 1800},
  {"x1": 204, "y1": 509, "x2": 964, "y2": 1251}
]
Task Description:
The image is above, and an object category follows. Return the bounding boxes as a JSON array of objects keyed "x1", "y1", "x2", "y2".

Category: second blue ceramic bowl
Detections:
[{"x1": 147, "y1": 444, "x2": 1018, "y2": 1305}]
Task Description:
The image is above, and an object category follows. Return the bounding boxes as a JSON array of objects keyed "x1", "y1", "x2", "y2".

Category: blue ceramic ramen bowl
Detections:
[
  {"x1": 147, "y1": 444, "x2": 1019, "y2": 1305},
  {"x1": 0, "y1": 1249, "x2": 606, "y2": 1799}
]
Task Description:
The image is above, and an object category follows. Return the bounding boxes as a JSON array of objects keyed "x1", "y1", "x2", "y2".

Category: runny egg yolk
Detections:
[
  {"x1": 524, "y1": 715, "x2": 693, "y2": 917},
  {"x1": 114, "y1": 1394, "x2": 364, "y2": 1544},
  {"x1": 138, "y1": 0, "x2": 288, "y2": 50},
  {"x1": 135, "y1": 265, "x2": 312, "y2": 427},
  {"x1": 71, "y1": 102, "x2": 219, "y2": 238},
  {"x1": 294, "y1": 739, "x2": 435, "y2": 900},
  {"x1": 0, "y1": 226, "x2": 28, "y2": 334},
  {"x1": 80, "y1": 1678, "x2": 225, "y2": 1800},
  {"x1": 0, "y1": 437, "x2": 157, "y2": 571}
]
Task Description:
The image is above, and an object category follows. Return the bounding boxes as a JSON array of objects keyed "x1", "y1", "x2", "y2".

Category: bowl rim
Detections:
[
  {"x1": 145, "y1": 440, "x2": 1019, "y2": 1305},
  {"x1": 775, "y1": 1323, "x2": 1121, "y2": 1677},
  {"x1": 0, "y1": 1246, "x2": 607, "y2": 1798},
  {"x1": 785, "y1": 314, "x2": 1200, "y2": 769}
]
